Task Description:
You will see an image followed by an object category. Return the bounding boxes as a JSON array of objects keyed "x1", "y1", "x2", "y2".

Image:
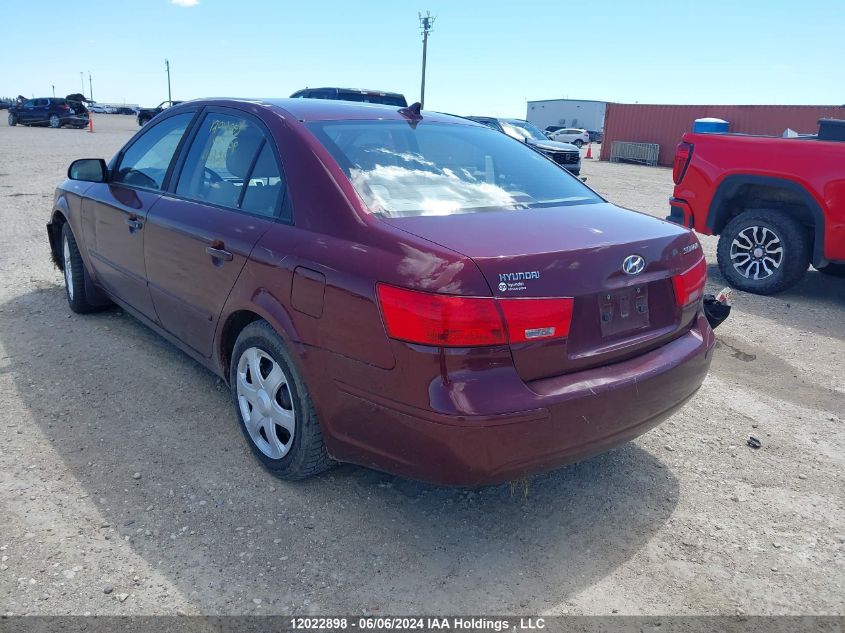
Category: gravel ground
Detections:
[{"x1": 0, "y1": 115, "x2": 843, "y2": 616}]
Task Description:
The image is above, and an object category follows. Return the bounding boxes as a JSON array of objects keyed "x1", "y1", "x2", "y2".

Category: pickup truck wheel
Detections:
[
  {"x1": 717, "y1": 210, "x2": 810, "y2": 295},
  {"x1": 7, "y1": 113, "x2": 16, "y2": 126},
  {"x1": 230, "y1": 320, "x2": 334, "y2": 481},
  {"x1": 817, "y1": 263, "x2": 845, "y2": 277}
]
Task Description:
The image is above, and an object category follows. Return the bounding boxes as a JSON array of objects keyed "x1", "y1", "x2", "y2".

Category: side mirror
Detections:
[{"x1": 68, "y1": 158, "x2": 108, "y2": 182}]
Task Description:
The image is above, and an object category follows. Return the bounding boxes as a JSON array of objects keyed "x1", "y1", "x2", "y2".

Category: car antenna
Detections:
[{"x1": 399, "y1": 102, "x2": 423, "y2": 125}]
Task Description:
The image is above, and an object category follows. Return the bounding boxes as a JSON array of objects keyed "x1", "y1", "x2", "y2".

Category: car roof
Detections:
[
  {"x1": 174, "y1": 97, "x2": 476, "y2": 124},
  {"x1": 293, "y1": 87, "x2": 405, "y2": 97}
]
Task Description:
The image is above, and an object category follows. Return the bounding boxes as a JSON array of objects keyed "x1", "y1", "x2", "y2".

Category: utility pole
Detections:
[
  {"x1": 88, "y1": 72, "x2": 93, "y2": 102},
  {"x1": 80, "y1": 72, "x2": 84, "y2": 95},
  {"x1": 52, "y1": 85, "x2": 55, "y2": 97},
  {"x1": 165, "y1": 59, "x2": 172, "y2": 102},
  {"x1": 418, "y1": 11, "x2": 435, "y2": 109}
]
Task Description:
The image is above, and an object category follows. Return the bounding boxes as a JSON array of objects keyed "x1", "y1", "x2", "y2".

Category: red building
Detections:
[{"x1": 599, "y1": 104, "x2": 845, "y2": 166}]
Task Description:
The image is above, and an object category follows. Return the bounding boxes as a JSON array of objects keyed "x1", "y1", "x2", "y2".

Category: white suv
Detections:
[{"x1": 550, "y1": 128, "x2": 590, "y2": 147}]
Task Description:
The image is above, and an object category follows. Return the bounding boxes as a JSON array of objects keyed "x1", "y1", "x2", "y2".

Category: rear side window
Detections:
[
  {"x1": 114, "y1": 113, "x2": 194, "y2": 190},
  {"x1": 176, "y1": 113, "x2": 284, "y2": 217},
  {"x1": 308, "y1": 121, "x2": 600, "y2": 218}
]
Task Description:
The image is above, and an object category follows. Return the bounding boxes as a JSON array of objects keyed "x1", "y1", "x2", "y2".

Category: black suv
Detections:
[
  {"x1": 7, "y1": 98, "x2": 89, "y2": 129},
  {"x1": 290, "y1": 87, "x2": 407, "y2": 107},
  {"x1": 468, "y1": 117, "x2": 582, "y2": 175},
  {"x1": 137, "y1": 101, "x2": 183, "y2": 126}
]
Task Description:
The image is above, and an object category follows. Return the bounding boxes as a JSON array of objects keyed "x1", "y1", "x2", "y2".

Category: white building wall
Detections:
[{"x1": 526, "y1": 99, "x2": 607, "y2": 131}]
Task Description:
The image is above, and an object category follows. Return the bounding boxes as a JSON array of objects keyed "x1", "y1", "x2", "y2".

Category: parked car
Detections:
[
  {"x1": 667, "y1": 119, "x2": 845, "y2": 294},
  {"x1": 0, "y1": 100, "x2": 12, "y2": 110},
  {"x1": 48, "y1": 98, "x2": 714, "y2": 486},
  {"x1": 290, "y1": 87, "x2": 407, "y2": 107},
  {"x1": 114, "y1": 106, "x2": 138, "y2": 116},
  {"x1": 89, "y1": 103, "x2": 116, "y2": 114},
  {"x1": 7, "y1": 98, "x2": 89, "y2": 128},
  {"x1": 469, "y1": 116, "x2": 582, "y2": 175},
  {"x1": 137, "y1": 100, "x2": 183, "y2": 126},
  {"x1": 587, "y1": 130, "x2": 603, "y2": 143},
  {"x1": 550, "y1": 127, "x2": 591, "y2": 147}
]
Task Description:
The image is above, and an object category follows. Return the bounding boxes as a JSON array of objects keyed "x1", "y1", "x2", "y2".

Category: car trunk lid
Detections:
[{"x1": 384, "y1": 203, "x2": 705, "y2": 381}]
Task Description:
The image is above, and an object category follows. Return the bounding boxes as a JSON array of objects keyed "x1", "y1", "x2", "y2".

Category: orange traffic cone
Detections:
[
  {"x1": 88, "y1": 110, "x2": 94, "y2": 133},
  {"x1": 585, "y1": 142, "x2": 593, "y2": 159}
]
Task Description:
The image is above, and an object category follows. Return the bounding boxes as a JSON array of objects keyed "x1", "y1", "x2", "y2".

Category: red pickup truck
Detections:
[{"x1": 667, "y1": 119, "x2": 845, "y2": 294}]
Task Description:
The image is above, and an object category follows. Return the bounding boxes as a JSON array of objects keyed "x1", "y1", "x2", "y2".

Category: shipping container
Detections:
[
  {"x1": 526, "y1": 99, "x2": 607, "y2": 133},
  {"x1": 599, "y1": 104, "x2": 845, "y2": 166}
]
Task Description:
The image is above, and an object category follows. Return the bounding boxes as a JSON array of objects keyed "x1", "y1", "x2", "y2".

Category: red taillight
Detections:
[
  {"x1": 673, "y1": 141, "x2": 693, "y2": 184},
  {"x1": 376, "y1": 284, "x2": 573, "y2": 347},
  {"x1": 672, "y1": 257, "x2": 707, "y2": 306},
  {"x1": 58, "y1": 103, "x2": 70, "y2": 111},
  {"x1": 498, "y1": 298, "x2": 573, "y2": 343}
]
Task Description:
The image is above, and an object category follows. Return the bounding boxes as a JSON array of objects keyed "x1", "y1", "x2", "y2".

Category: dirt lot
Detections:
[{"x1": 0, "y1": 114, "x2": 843, "y2": 616}]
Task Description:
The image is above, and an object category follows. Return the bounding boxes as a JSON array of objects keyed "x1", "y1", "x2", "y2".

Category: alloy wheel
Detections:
[
  {"x1": 50, "y1": 115, "x2": 60, "y2": 128},
  {"x1": 729, "y1": 225, "x2": 784, "y2": 280},
  {"x1": 63, "y1": 235, "x2": 74, "y2": 301},
  {"x1": 236, "y1": 347, "x2": 295, "y2": 459}
]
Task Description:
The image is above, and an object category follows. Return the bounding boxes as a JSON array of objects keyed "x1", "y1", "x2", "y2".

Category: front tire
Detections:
[
  {"x1": 230, "y1": 321, "x2": 334, "y2": 481},
  {"x1": 61, "y1": 223, "x2": 102, "y2": 313},
  {"x1": 717, "y1": 209, "x2": 810, "y2": 295}
]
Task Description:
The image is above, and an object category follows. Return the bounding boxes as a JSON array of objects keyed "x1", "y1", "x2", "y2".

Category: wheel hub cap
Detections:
[
  {"x1": 729, "y1": 225, "x2": 783, "y2": 281},
  {"x1": 236, "y1": 347, "x2": 295, "y2": 459}
]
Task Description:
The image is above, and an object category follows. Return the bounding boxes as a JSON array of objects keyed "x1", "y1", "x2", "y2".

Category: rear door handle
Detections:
[
  {"x1": 126, "y1": 218, "x2": 143, "y2": 231},
  {"x1": 206, "y1": 246, "x2": 233, "y2": 262}
]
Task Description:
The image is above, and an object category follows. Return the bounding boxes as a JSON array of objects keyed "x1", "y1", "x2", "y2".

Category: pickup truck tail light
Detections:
[
  {"x1": 672, "y1": 257, "x2": 707, "y2": 306},
  {"x1": 376, "y1": 284, "x2": 574, "y2": 347},
  {"x1": 673, "y1": 141, "x2": 693, "y2": 184}
]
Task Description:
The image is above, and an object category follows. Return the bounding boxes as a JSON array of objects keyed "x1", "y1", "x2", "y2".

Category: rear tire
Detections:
[
  {"x1": 230, "y1": 320, "x2": 334, "y2": 481},
  {"x1": 61, "y1": 223, "x2": 102, "y2": 313},
  {"x1": 7, "y1": 113, "x2": 16, "y2": 126},
  {"x1": 573, "y1": 139, "x2": 583, "y2": 148},
  {"x1": 49, "y1": 114, "x2": 61, "y2": 128},
  {"x1": 716, "y1": 209, "x2": 810, "y2": 295}
]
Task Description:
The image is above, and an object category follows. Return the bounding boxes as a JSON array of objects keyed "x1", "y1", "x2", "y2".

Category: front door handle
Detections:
[
  {"x1": 206, "y1": 246, "x2": 233, "y2": 262},
  {"x1": 126, "y1": 217, "x2": 143, "y2": 231}
]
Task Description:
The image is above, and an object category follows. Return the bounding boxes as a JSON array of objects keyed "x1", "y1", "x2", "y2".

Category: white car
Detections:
[
  {"x1": 88, "y1": 103, "x2": 115, "y2": 114},
  {"x1": 550, "y1": 127, "x2": 590, "y2": 147}
]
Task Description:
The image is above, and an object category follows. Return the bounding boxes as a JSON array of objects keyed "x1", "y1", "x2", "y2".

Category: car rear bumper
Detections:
[{"x1": 329, "y1": 313, "x2": 714, "y2": 486}]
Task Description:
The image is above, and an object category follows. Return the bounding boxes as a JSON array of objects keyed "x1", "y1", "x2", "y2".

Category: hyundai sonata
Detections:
[{"x1": 47, "y1": 98, "x2": 714, "y2": 486}]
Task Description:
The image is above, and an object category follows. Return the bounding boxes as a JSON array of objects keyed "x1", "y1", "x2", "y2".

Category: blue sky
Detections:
[{"x1": 3, "y1": 0, "x2": 843, "y2": 116}]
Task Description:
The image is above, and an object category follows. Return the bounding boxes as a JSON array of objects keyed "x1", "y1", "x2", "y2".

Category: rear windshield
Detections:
[{"x1": 307, "y1": 121, "x2": 600, "y2": 218}]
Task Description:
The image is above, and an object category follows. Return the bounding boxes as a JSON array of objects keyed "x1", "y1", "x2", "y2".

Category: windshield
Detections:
[
  {"x1": 501, "y1": 120, "x2": 546, "y2": 142},
  {"x1": 307, "y1": 120, "x2": 600, "y2": 218}
]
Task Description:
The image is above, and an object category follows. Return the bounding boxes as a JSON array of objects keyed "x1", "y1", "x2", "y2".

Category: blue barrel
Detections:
[{"x1": 693, "y1": 117, "x2": 729, "y2": 133}]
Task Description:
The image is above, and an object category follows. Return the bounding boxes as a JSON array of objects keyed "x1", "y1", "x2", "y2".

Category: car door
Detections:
[
  {"x1": 143, "y1": 109, "x2": 287, "y2": 357},
  {"x1": 82, "y1": 111, "x2": 196, "y2": 319},
  {"x1": 18, "y1": 99, "x2": 38, "y2": 123}
]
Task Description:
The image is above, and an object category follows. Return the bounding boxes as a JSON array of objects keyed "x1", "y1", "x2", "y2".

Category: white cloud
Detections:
[{"x1": 170, "y1": 0, "x2": 199, "y2": 6}]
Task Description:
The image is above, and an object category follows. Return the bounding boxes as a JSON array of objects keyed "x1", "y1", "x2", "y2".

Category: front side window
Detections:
[
  {"x1": 308, "y1": 121, "x2": 600, "y2": 218},
  {"x1": 114, "y1": 112, "x2": 193, "y2": 190},
  {"x1": 176, "y1": 113, "x2": 283, "y2": 216}
]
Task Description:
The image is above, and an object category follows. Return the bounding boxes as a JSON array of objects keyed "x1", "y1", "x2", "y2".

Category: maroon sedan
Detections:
[{"x1": 48, "y1": 98, "x2": 714, "y2": 486}]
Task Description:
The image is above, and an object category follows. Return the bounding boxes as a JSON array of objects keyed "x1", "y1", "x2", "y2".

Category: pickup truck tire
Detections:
[
  {"x1": 717, "y1": 209, "x2": 810, "y2": 295},
  {"x1": 817, "y1": 263, "x2": 845, "y2": 277}
]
